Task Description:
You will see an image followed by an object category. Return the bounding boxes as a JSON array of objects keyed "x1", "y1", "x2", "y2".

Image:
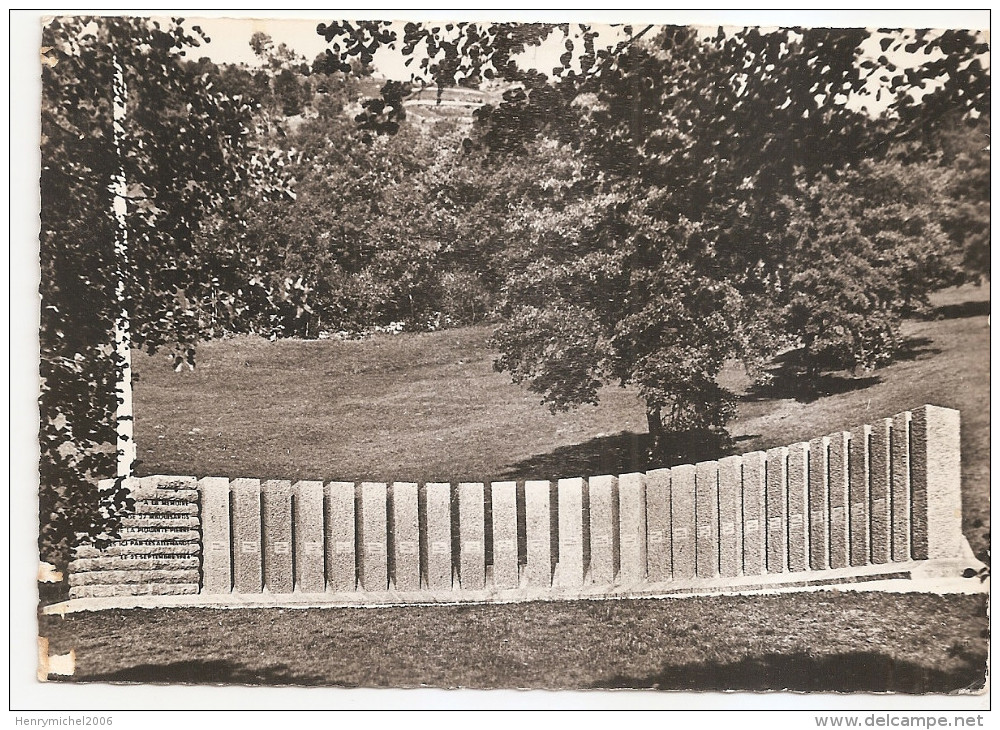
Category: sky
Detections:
[{"x1": 155, "y1": 10, "x2": 988, "y2": 83}]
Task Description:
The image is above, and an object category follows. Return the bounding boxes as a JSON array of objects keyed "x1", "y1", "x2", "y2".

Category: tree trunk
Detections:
[
  {"x1": 646, "y1": 403, "x2": 665, "y2": 458},
  {"x1": 112, "y1": 53, "x2": 135, "y2": 480}
]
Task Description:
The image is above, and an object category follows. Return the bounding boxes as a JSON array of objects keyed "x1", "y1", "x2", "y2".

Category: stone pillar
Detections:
[
  {"x1": 869, "y1": 419, "x2": 892, "y2": 565},
  {"x1": 741, "y1": 452, "x2": 766, "y2": 576},
  {"x1": 765, "y1": 447, "x2": 788, "y2": 573},
  {"x1": 910, "y1": 405, "x2": 963, "y2": 560},
  {"x1": 262, "y1": 480, "x2": 293, "y2": 593},
  {"x1": 695, "y1": 461, "x2": 719, "y2": 578},
  {"x1": 199, "y1": 477, "x2": 231, "y2": 594},
  {"x1": 618, "y1": 472, "x2": 646, "y2": 586},
  {"x1": 232, "y1": 478, "x2": 262, "y2": 593},
  {"x1": 670, "y1": 464, "x2": 697, "y2": 581},
  {"x1": 718, "y1": 456, "x2": 743, "y2": 578},
  {"x1": 490, "y1": 481, "x2": 519, "y2": 590},
  {"x1": 293, "y1": 481, "x2": 325, "y2": 593},
  {"x1": 786, "y1": 443, "x2": 809, "y2": 572},
  {"x1": 644, "y1": 468, "x2": 672, "y2": 582},
  {"x1": 525, "y1": 480, "x2": 552, "y2": 587},
  {"x1": 359, "y1": 482, "x2": 388, "y2": 591},
  {"x1": 458, "y1": 482, "x2": 486, "y2": 590},
  {"x1": 556, "y1": 478, "x2": 584, "y2": 588},
  {"x1": 588, "y1": 475, "x2": 616, "y2": 586},
  {"x1": 891, "y1": 411, "x2": 912, "y2": 562},
  {"x1": 392, "y1": 482, "x2": 420, "y2": 592},
  {"x1": 325, "y1": 481, "x2": 356, "y2": 591},
  {"x1": 848, "y1": 426, "x2": 871, "y2": 567},
  {"x1": 808, "y1": 437, "x2": 829, "y2": 570},
  {"x1": 424, "y1": 482, "x2": 453, "y2": 590},
  {"x1": 828, "y1": 432, "x2": 850, "y2": 569}
]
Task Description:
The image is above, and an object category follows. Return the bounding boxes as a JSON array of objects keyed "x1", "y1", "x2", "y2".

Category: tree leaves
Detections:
[
  {"x1": 311, "y1": 19, "x2": 988, "y2": 446},
  {"x1": 39, "y1": 16, "x2": 292, "y2": 567}
]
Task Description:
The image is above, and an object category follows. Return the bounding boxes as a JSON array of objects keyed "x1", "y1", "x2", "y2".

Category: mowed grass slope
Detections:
[
  {"x1": 133, "y1": 324, "x2": 648, "y2": 484},
  {"x1": 133, "y1": 283, "x2": 990, "y2": 558},
  {"x1": 41, "y1": 593, "x2": 987, "y2": 692}
]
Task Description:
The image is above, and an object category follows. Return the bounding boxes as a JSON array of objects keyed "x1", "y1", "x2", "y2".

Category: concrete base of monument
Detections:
[{"x1": 43, "y1": 551, "x2": 988, "y2": 615}]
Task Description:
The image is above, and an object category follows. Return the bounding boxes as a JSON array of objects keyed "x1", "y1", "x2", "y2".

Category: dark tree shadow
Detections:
[
  {"x1": 893, "y1": 336, "x2": 942, "y2": 363},
  {"x1": 922, "y1": 298, "x2": 991, "y2": 321},
  {"x1": 592, "y1": 650, "x2": 988, "y2": 694},
  {"x1": 61, "y1": 659, "x2": 347, "y2": 687},
  {"x1": 743, "y1": 348, "x2": 883, "y2": 404},
  {"x1": 500, "y1": 429, "x2": 739, "y2": 482}
]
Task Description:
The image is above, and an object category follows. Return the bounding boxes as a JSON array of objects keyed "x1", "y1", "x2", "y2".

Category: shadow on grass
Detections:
[
  {"x1": 499, "y1": 430, "x2": 745, "y2": 482},
  {"x1": 66, "y1": 659, "x2": 345, "y2": 687},
  {"x1": 742, "y1": 350, "x2": 881, "y2": 405},
  {"x1": 743, "y1": 336, "x2": 943, "y2": 405},
  {"x1": 922, "y1": 298, "x2": 990, "y2": 321},
  {"x1": 592, "y1": 650, "x2": 988, "y2": 694}
]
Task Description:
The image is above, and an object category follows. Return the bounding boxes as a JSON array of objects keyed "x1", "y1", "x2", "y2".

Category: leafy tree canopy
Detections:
[
  {"x1": 39, "y1": 16, "x2": 291, "y2": 566},
  {"x1": 316, "y1": 20, "x2": 989, "y2": 453}
]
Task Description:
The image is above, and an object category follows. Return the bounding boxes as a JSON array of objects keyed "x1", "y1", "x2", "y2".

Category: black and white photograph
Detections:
[{"x1": 16, "y1": 8, "x2": 990, "y2": 714}]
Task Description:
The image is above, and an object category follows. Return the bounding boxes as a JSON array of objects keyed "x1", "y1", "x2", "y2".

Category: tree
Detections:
[
  {"x1": 39, "y1": 16, "x2": 290, "y2": 567},
  {"x1": 316, "y1": 20, "x2": 988, "y2": 455}
]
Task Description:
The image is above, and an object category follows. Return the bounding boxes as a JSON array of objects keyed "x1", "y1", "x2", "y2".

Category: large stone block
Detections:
[
  {"x1": 132, "y1": 501, "x2": 199, "y2": 516},
  {"x1": 424, "y1": 482, "x2": 453, "y2": 590},
  {"x1": 787, "y1": 443, "x2": 809, "y2": 573},
  {"x1": 525, "y1": 480, "x2": 553, "y2": 587},
  {"x1": 262, "y1": 480, "x2": 293, "y2": 593},
  {"x1": 891, "y1": 411, "x2": 912, "y2": 562},
  {"x1": 120, "y1": 516, "x2": 200, "y2": 530},
  {"x1": 231, "y1": 478, "x2": 262, "y2": 593},
  {"x1": 199, "y1": 477, "x2": 232, "y2": 594},
  {"x1": 555, "y1": 478, "x2": 584, "y2": 587},
  {"x1": 117, "y1": 528, "x2": 200, "y2": 543},
  {"x1": 68, "y1": 569, "x2": 200, "y2": 586},
  {"x1": 490, "y1": 481, "x2": 519, "y2": 589},
  {"x1": 130, "y1": 475, "x2": 199, "y2": 502},
  {"x1": 765, "y1": 447, "x2": 788, "y2": 573},
  {"x1": 70, "y1": 583, "x2": 199, "y2": 599},
  {"x1": 808, "y1": 437, "x2": 829, "y2": 570},
  {"x1": 848, "y1": 426, "x2": 871, "y2": 567},
  {"x1": 741, "y1": 452, "x2": 766, "y2": 576},
  {"x1": 391, "y1": 482, "x2": 420, "y2": 592},
  {"x1": 618, "y1": 472, "x2": 646, "y2": 586},
  {"x1": 869, "y1": 419, "x2": 892, "y2": 565},
  {"x1": 325, "y1": 482, "x2": 356, "y2": 591},
  {"x1": 458, "y1": 483, "x2": 486, "y2": 590},
  {"x1": 588, "y1": 475, "x2": 616, "y2": 586},
  {"x1": 828, "y1": 432, "x2": 850, "y2": 569},
  {"x1": 695, "y1": 461, "x2": 719, "y2": 578},
  {"x1": 70, "y1": 557, "x2": 199, "y2": 573},
  {"x1": 670, "y1": 464, "x2": 696, "y2": 581},
  {"x1": 74, "y1": 543, "x2": 200, "y2": 559},
  {"x1": 909, "y1": 405, "x2": 963, "y2": 561},
  {"x1": 717, "y1": 456, "x2": 742, "y2": 578},
  {"x1": 644, "y1": 469, "x2": 672, "y2": 582},
  {"x1": 294, "y1": 481, "x2": 325, "y2": 592},
  {"x1": 359, "y1": 482, "x2": 388, "y2": 591}
]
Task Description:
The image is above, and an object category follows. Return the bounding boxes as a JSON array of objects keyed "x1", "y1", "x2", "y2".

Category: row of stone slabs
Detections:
[
  {"x1": 199, "y1": 442, "x2": 924, "y2": 597},
  {"x1": 203, "y1": 477, "x2": 651, "y2": 594}
]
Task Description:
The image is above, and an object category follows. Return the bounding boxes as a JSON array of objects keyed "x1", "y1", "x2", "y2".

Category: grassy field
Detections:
[
  {"x1": 46, "y1": 283, "x2": 987, "y2": 692},
  {"x1": 41, "y1": 593, "x2": 987, "y2": 692},
  {"x1": 132, "y1": 283, "x2": 990, "y2": 559}
]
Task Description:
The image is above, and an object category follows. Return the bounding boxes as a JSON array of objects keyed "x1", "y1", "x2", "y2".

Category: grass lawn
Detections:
[
  {"x1": 48, "y1": 283, "x2": 987, "y2": 692},
  {"x1": 132, "y1": 283, "x2": 990, "y2": 560},
  {"x1": 40, "y1": 593, "x2": 988, "y2": 692}
]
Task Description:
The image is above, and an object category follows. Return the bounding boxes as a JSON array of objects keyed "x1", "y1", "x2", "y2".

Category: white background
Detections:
[{"x1": 9, "y1": 7, "x2": 992, "y2": 720}]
